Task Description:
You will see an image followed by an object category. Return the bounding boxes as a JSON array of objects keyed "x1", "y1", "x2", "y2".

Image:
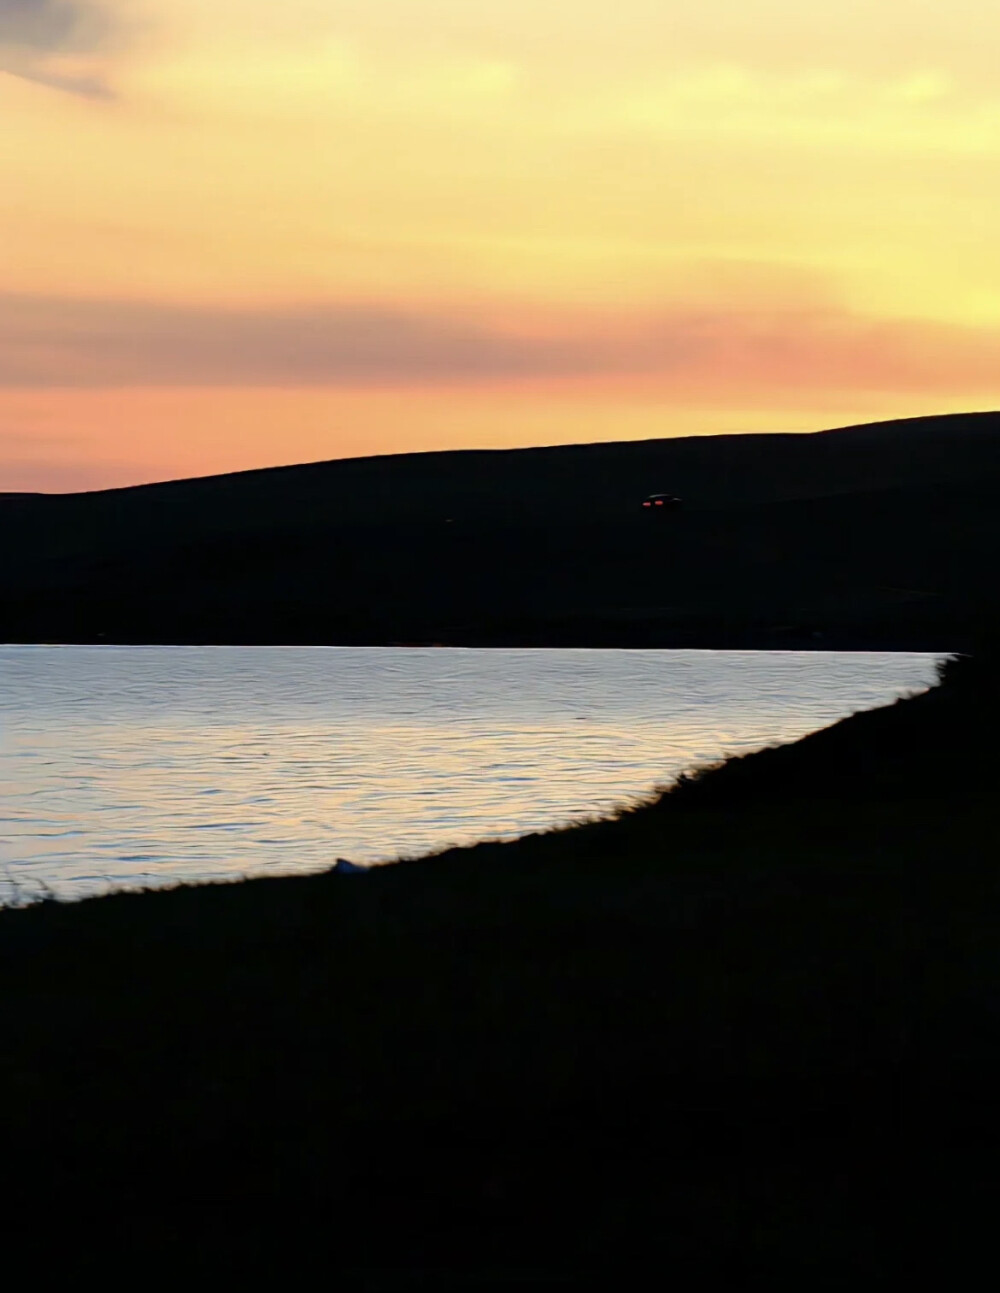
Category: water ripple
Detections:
[{"x1": 0, "y1": 646, "x2": 942, "y2": 902}]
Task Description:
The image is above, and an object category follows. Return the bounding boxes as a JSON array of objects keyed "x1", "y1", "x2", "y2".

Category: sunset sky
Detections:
[{"x1": 4, "y1": 0, "x2": 1000, "y2": 491}]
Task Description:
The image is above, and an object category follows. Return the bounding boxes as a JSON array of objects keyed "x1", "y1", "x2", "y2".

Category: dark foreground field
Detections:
[
  {"x1": 2, "y1": 655, "x2": 998, "y2": 1283},
  {"x1": 4, "y1": 409, "x2": 1000, "y2": 647}
]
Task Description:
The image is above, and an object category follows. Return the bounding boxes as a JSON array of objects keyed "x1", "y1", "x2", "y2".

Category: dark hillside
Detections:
[{"x1": 3, "y1": 410, "x2": 1000, "y2": 645}]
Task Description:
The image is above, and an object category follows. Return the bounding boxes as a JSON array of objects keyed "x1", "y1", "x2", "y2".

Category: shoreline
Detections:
[
  {"x1": 2, "y1": 655, "x2": 997, "y2": 1278},
  {"x1": 0, "y1": 631, "x2": 965, "y2": 651}
]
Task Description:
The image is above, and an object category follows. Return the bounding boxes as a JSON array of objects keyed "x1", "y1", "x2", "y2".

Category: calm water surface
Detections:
[{"x1": 0, "y1": 647, "x2": 941, "y2": 902}]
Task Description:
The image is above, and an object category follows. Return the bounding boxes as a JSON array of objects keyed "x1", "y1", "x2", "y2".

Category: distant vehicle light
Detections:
[{"x1": 641, "y1": 492, "x2": 682, "y2": 513}]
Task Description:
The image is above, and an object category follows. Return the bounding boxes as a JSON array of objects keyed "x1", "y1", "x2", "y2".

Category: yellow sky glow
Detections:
[{"x1": 3, "y1": 0, "x2": 1000, "y2": 490}]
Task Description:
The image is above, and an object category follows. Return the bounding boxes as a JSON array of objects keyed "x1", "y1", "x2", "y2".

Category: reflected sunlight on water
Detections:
[{"x1": 0, "y1": 647, "x2": 942, "y2": 901}]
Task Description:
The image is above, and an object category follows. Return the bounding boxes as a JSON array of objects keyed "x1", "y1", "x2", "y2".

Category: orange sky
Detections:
[{"x1": 4, "y1": 0, "x2": 1000, "y2": 491}]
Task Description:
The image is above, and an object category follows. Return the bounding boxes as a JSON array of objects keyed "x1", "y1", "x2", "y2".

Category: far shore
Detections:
[{"x1": 2, "y1": 628, "x2": 965, "y2": 651}]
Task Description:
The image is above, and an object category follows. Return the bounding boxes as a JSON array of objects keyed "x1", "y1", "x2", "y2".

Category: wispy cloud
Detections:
[
  {"x1": 0, "y1": 294, "x2": 595, "y2": 387},
  {"x1": 0, "y1": 0, "x2": 116, "y2": 96},
  {"x1": 4, "y1": 291, "x2": 1000, "y2": 401}
]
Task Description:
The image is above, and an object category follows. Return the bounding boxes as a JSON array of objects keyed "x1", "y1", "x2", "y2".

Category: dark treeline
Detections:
[
  {"x1": 3, "y1": 652, "x2": 998, "y2": 1280},
  {"x1": 4, "y1": 410, "x2": 1000, "y2": 646}
]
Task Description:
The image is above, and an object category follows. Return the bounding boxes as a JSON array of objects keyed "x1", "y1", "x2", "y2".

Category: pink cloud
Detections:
[{"x1": 2, "y1": 291, "x2": 1000, "y2": 402}]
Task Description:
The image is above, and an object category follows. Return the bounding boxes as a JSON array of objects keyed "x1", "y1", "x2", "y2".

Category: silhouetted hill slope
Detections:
[
  {"x1": 2, "y1": 655, "x2": 998, "y2": 1280},
  {"x1": 4, "y1": 410, "x2": 1000, "y2": 644}
]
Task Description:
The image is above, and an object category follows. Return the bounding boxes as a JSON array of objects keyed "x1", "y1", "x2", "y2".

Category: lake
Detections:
[{"x1": 0, "y1": 646, "x2": 941, "y2": 902}]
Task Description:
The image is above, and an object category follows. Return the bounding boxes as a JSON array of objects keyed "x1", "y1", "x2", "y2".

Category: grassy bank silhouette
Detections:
[{"x1": 2, "y1": 652, "x2": 998, "y2": 1280}]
